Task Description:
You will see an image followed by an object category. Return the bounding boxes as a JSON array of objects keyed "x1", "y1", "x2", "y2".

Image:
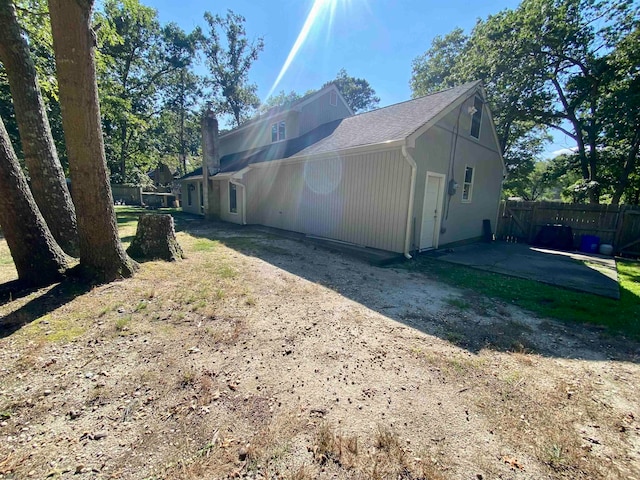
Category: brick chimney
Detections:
[
  {"x1": 201, "y1": 108, "x2": 221, "y2": 218},
  {"x1": 201, "y1": 108, "x2": 220, "y2": 175}
]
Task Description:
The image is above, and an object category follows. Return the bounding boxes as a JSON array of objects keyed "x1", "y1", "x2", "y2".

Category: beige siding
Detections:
[
  {"x1": 219, "y1": 111, "x2": 300, "y2": 157},
  {"x1": 218, "y1": 180, "x2": 244, "y2": 225},
  {"x1": 180, "y1": 180, "x2": 203, "y2": 215},
  {"x1": 299, "y1": 91, "x2": 351, "y2": 135},
  {"x1": 245, "y1": 149, "x2": 410, "y2": 252},
  {"x1": 411, "y1": 96, "x2": 503, "y2": 248}
]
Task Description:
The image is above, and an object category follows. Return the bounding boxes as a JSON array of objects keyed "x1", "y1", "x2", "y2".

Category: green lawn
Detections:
[{"x1": 405, "y1": 255, "x2": 640, "y2": 340}]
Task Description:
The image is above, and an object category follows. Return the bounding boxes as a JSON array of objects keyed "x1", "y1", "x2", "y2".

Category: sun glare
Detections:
[{"x1": 266, "y1": 0, "x2": 339, "y2": 99}]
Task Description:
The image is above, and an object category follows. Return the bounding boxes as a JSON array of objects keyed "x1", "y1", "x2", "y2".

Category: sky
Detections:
[{"x1": 143, "y1": 0, "x2": 575, "y2": 157}]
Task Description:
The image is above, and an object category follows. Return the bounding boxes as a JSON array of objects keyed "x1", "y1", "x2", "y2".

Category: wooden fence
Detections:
[
  {"x1": 496, "y1": 201, "x2": 640, "y2": 256},
  {"x1": 111, "y1": 184, "x2": 142, "y2": 205}
]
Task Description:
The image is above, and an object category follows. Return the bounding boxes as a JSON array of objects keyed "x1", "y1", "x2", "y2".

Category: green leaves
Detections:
[
  {"x1": 323, "y1": 68, "x2": 380, "y2": 113},
  {"x1": 95, "y1": 0, "x2": 201, "y2": 182},
  {"x1": 411, "y1": 0, "x2": 640, "y2": 204},
  {"x1": 201, "y1": 10, "x2": 264, "y2": 127}
]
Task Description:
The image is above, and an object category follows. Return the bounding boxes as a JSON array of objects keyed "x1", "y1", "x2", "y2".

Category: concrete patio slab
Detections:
[{"x1": 429, "y1": 242, "x2": 620, "y2": 299}]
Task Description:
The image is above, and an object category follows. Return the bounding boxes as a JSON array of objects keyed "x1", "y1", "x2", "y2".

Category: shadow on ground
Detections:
[
  {"x1": 0, "y1": 279, "x2": 91, "y2": 339},
  {"x1": 165, "y1": 209, "x2": 640, "y2": 364}
]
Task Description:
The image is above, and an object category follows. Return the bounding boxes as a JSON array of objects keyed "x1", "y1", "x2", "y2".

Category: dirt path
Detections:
[{"x1": 0, "y1": 222, "x2": 638, "y2": 479}]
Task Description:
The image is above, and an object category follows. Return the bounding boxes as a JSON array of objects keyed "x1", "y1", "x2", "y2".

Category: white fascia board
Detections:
[{"x1": 211, "y1": 172, "x2": 234, "y2": 179}]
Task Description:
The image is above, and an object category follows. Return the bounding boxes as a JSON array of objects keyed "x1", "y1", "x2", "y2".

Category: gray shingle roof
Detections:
[
  {"x1": 292, "y1": 81, "x2": 480, "y2": 157},
  {"x1": 179, "y1": 81, "x2": 481, "y2": 180}
]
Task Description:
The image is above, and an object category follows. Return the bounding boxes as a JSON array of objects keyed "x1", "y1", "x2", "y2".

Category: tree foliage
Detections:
[
  {"x1": 96, "y1": 0, "x2": 199, "y2": 182},
  {"x1": 202, "y1": 10, "x2": 264, "y2": 127},
  {"x1": 260, "y1": 90, "x2": 301, "y2": 113},
  {"x1": 324, "y1": 68, "x2": 380, "y2": 113},
  {"x1": 411, "y1": 0, "x2": 639, "y2": 204}
]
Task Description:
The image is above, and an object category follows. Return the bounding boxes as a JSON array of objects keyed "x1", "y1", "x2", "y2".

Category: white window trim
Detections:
[
  {"x1": 462, "y1": 165, "x2": 474, "y2": 203},
  {"x1": 329, "y1": 91, "x2": 337, "y2": 106},
  {"x1": 229, "y1": 181, "x2": 238, "y2": 215}
]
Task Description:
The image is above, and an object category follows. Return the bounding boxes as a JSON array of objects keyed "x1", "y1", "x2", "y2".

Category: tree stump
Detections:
[{"x1": 126, "y1": 214, "x2": 183, "y2": 261}]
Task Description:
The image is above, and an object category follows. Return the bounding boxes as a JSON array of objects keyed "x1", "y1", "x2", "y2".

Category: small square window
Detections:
[
  {"x1": 229, "y1": 183, "x2": 237, "y2": 213},
  {"x1": 329, "y1": 91, "x2": 337, "y2": 106},
  {"x1": 462, "y1": 166, "x2": 474, "y2": 202},
  {"x1": 470, "y1": 96, "x2": 483, "y2": 139}
]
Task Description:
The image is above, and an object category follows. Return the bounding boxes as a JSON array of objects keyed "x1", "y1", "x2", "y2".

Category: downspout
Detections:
[{"x1": 401, "y1": 145, "x2": 417, "y2": 259}]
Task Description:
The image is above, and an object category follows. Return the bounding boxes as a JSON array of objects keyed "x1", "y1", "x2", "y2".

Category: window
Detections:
[
  {"x1": 271, "y1": 121, "x2": 286, "y2": 142},
  {"x1": 329, "y1": 91, "x2": 337, "y2": 106},
  {"x1": 187, "y1": 184, "x2": 193, "y2": 206},
  {"x1": 462, "y1": 166, "x2": 474, "y2": 202},
  {"x1": 229, "y1": 182, "x2": 237, "y2": 214},
  {"x1": 470, "y1": 96, "x2": 483, "y2": 139}
]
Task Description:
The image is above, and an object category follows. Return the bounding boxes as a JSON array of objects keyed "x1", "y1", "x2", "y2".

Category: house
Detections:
[
  {"x1": 148, "y1": 162, "x2": 178, "y2": 189},
  {"x1": 180, "y1": 81, "x2": 505, "y2": 257}
]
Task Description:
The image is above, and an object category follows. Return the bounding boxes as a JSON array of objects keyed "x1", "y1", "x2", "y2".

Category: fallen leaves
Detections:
[{"x1": 502, "y1": 455, "x2": 524, "y2": 470}]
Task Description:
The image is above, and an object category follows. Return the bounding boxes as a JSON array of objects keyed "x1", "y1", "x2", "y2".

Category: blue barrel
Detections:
[{"x1": 580, "y1": 235, "x2": 600, "y2": 253}]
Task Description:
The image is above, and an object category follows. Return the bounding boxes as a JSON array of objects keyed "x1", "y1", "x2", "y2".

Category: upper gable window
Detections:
[
  {"x1": 272, "y1": 121, "x2": 286, "y2": 142},
  {"x1": 470, "y1": 96, "x2": 483, "y2": 139},
  {"x1": 329, "y1": 91, "x2": 337, "y2": 106}
]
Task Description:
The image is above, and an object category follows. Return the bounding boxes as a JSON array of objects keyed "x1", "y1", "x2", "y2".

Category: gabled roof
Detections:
[
  {"x1": 219, "y1": 83, "x2": 352, "y2": 139},
  {"x1": 179, "y1": 81, "x2": 482, "y2": 180},
  {"x1": 292, "y1": 81, "x2": 480, "y2": 157}
]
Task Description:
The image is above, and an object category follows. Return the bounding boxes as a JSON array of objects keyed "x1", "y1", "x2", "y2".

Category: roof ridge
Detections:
[{"x1": 347, "y1": 80, "x2": 481, "y2": 119}]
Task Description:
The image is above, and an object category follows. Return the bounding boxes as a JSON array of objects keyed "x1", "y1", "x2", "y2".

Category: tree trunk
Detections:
[
  {"x1": 48, "y1": 0, "x2": 137, "y2": 283},
  {"x1": 0, "y1": 115, "x2": 68, "y2": 286},
  {"x1": 126, "y1": 214, "x2": 183, "y2": 261},
  {"x1": 179, "y1": 69, "x2": 186, "y2": 175},
  {"x1": 0, "y1": 0, "x2": 79, "y2": 256},
  {"x1": 119, "y1": 119, "x2": 128, "y2": 181}
]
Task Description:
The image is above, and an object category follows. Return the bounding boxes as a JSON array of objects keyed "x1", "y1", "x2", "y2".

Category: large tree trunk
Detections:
[
  {"x1": 0, "y1": 0, "x2": 79, "y2": 256},
  {"x1": 48, "y1": 0, "x2": 137, "y2": 283},
  {"x1": 0, "y1": 115, "x2": 68, "y2": 286}
]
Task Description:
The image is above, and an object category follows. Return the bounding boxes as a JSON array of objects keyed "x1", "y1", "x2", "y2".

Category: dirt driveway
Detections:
[{"x1": 0, "y1": 219, "x2": 638, "y2": 479}]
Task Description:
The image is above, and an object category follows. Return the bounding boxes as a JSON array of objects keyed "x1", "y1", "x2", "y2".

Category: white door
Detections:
[{"x1": 420, "y1": 173, "x2": 445, "y2": 250}]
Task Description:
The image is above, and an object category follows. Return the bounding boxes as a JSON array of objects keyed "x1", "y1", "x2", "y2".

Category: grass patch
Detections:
[
  {"x1": 115, "y1": 315, "x2": 132, "y2": 332},
  {"x1": 405, "y1": 257, "x2": 640, "y2": 339},
  {"x1": 192, "y1": 238, "x2": 219, "y2": 252},
  {"x1": 25, "y1": 316, "x2": 86, "y2": 343},
  {"x1": 445, "y1": 297, "x2": 470, "y2": 310}
]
